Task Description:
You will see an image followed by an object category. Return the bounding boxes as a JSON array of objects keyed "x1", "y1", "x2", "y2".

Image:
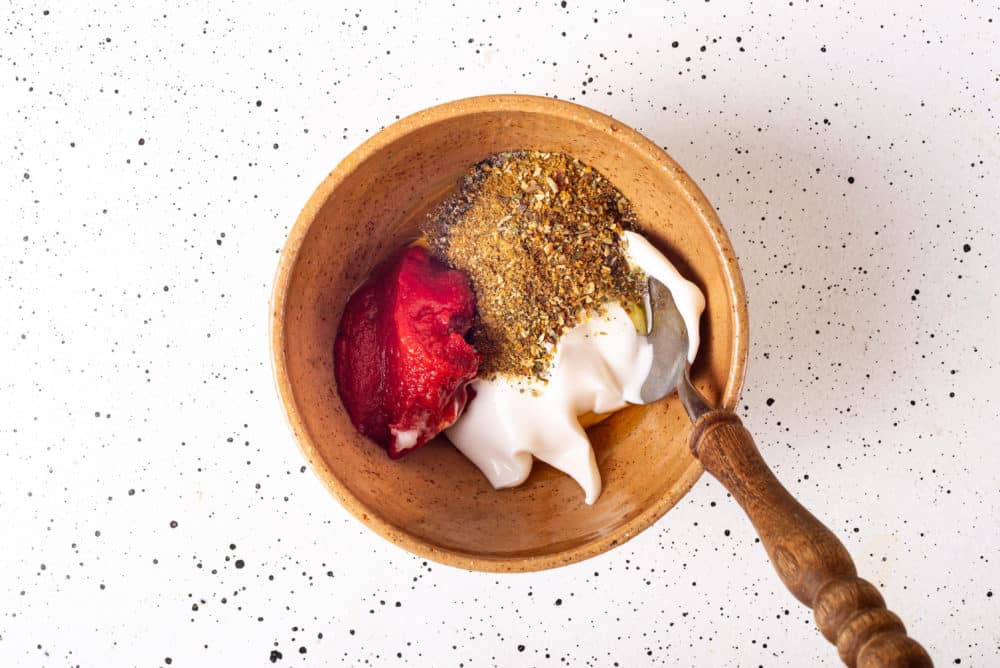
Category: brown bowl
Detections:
[{"x1": 271, "y1": 95, "x2": 747, "y2": 572}]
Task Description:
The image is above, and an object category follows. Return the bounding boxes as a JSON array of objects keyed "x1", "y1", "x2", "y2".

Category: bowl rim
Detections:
[{"x1": 270, "y1": 94, "x2": 749, "y2": 572}]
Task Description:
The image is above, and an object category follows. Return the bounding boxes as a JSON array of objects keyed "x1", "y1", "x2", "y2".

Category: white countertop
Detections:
[{"x1": 2, "y1": 1, "x2": 997, "y2": 666}]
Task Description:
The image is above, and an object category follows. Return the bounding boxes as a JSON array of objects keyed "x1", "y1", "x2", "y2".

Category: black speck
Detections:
[
  {"x1": 269, "y1": 650, "x2": 282, "y2": 663},
  {"x1": 963, "y1": 243, "x2": 971, "y2": 252},
  {"x1": 235, "y1": 559, "x2": 245, "y2": 569},
  {"x1": 169, "y1": 520, "x2": 178, "y2": 528},
  {"x1": 766, "y1": 398, "x2": 775, "y2": 406},
  {"x1": 847, "y1": 176, "x2": 855, "y2": 184}
]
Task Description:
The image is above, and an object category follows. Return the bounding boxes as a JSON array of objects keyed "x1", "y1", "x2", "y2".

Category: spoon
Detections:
[{"x1": 641, "y1": 277, "x2": 933, "y2": 668}]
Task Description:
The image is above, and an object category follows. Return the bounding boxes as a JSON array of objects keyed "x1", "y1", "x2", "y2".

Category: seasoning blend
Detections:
[{"x1": 424, "y1": 151, "x2": 646, "y2": 379}]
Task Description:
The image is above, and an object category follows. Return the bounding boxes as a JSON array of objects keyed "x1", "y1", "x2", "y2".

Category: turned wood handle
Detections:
[{"x1": 690, "y1": 411, "x2": 933, "y2": 668}]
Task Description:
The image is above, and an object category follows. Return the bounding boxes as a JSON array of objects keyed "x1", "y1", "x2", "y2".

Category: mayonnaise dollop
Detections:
[{"x1": 445, "y1": 231, "x2": 705, "y2": 504}]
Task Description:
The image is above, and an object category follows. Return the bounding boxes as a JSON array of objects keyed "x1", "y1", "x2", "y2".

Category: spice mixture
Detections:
[{"x1": 422, "y1": 150, "x2": 646, "y2": 379}]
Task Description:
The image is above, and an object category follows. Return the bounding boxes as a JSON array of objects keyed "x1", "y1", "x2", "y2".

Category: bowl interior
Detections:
[{"x1": 274, "y1": 97, "x2": 746, "y2": 571}]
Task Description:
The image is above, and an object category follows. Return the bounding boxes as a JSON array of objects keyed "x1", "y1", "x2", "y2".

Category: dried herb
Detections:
[{"x1": 422, "y1": 150, "x2": 646, "y2": 380}]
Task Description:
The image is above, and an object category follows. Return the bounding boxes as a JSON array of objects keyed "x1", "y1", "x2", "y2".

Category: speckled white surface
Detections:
[{"x1": 2, "y1": 1, "x2": 997, "y2": 666}]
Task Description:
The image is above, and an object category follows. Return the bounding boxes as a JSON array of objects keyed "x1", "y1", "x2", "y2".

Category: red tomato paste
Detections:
[{"x1": 334, "y1": 246, "x2": 479, "y2": 458}]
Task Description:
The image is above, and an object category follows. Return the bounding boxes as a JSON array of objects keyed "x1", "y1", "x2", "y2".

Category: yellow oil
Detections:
[
  {"x1": 578, "y1": 410, "x2": 612, "y2": 427},
  {"x1": 624, "y1": 298, "x2": 648, "y2": 335}
]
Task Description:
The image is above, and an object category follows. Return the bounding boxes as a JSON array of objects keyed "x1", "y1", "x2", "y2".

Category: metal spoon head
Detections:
[{"x1": 639, "y1": 277, "x2": 690, "y2": 403}]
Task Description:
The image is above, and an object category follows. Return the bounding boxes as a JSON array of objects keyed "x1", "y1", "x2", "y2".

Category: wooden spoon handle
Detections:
[{"x1": 690, "y1": 411, "x2": 933, "y2": 668}]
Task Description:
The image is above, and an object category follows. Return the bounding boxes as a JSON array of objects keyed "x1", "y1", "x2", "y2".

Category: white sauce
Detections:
[{"x1": 446, "y1": 231, "x2": 705, "y2": 504}]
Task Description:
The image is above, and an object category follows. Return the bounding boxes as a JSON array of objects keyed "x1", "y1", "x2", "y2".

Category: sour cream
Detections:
[{"x1": 445, "y1": 231, "x2": 705, "y2": 504}]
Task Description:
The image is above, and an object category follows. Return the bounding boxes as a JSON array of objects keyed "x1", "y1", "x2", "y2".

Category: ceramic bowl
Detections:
[{"x1": 271, "y1": 94, "x2": 747, "y2": 572}]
